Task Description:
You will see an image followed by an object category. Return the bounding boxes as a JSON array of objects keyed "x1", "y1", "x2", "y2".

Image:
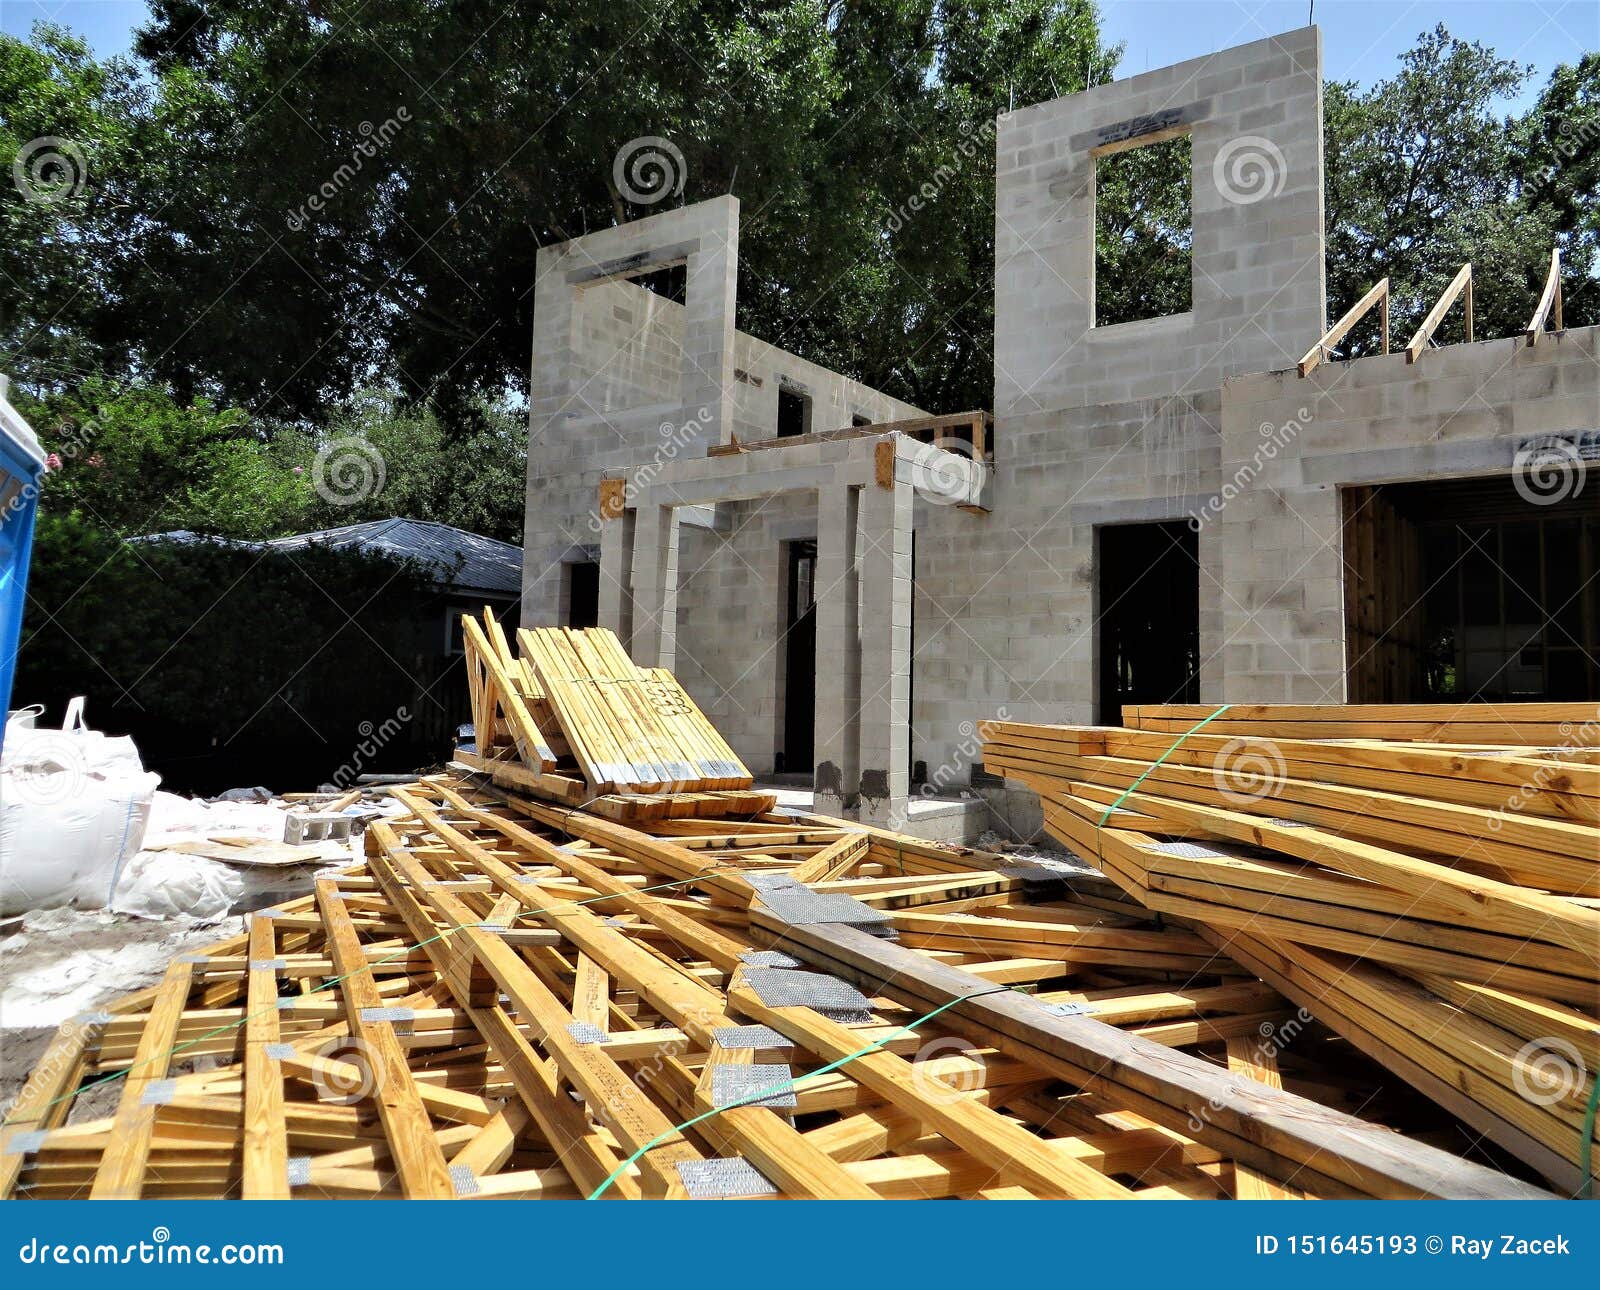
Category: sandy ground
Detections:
[{"x1": 0, "y1": 908, "x2": 239, "y2": 1119}]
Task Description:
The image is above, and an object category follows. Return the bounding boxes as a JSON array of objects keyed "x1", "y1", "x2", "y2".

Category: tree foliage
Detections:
[
  {"x1": 19, "y1": 511, "x2": 448, "y2": 793},
  {"x1": 5, "y1": 0, "x2": 1113, "y2": 417},
  {"x1": 2, "y1": 9, "x2": 1596, "y2": 479},
  {"x1": 1324, "y1": 27, "x2": 1598, "y2": 354},
  {"x1": 19, "y1": 381, "x2": 528, "y2": 543}
]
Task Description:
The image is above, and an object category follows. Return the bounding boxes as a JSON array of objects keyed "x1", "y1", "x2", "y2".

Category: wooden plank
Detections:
[
  {"x1": 1525, "y1": 248, "x2": 1563, "y2": 344},
  {"x1": 726, "y1": 972, "x2": 1136, "y2": 1199},
  {"x1": 90, "y1": 960, "x2": 195, "y2": 1199},
  {"x1": 1299, "y1": 278, "x2": 1388, "y2": 376},
  {"x1": 1225, "y1": 1037, "x2": 1303, "y2": 1200},
  {"x1": 0, "y1": 1016, "x2": 99, "y2": 1198},
  {"x1": 368, "y1": 825, "x2": 701, "y2": 1197},
  {"x1": 707, "y1": 411, "x2": 990, "y2": 459},
  {"x1": 241, "y1": 916, "x2": 290, "y2": 1199},
  {"x1": 1405, "y1": 261, "x2": 1472, "y2": 361},
  {"x1": 314, "y1": 878, "x2": 455, "y2": 1199},
  {"x1": 745, "y1": 915, "x2": 1550, "y2": 1199}
]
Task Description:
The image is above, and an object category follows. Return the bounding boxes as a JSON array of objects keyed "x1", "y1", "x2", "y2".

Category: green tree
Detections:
[
  {"x1": 0, "y1": 27, "x2": 174, "y2": 391},
  {"x1": 6, "y1": 1, "x2": 1112, "y2": 418},
  {"x1": 23, "y1": 380, "x2": 306, "y2": 538},
  {"x1": 305, "y1": 389, "x2": 527, "y2": 541},
  {"x1": 1516, "y1": 51, "x2": 1600, "y2": 329},
  {"x1": 1322, "y1": 26, "x2": 1596, "y2": 354}
]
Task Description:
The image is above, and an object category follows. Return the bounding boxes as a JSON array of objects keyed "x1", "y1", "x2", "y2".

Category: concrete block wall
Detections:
[
  {"x1": 671, "y1": 494, "x2": 812, "y2": 770},
  {"x1": 898, "y1": 29, "x2": 1329, "y2": 802},
  {"x1": 995, "y1": 26, "x2": 1325, "y2": 413},
  {"x1": 731, "y1": 332, "x2": 923, "y2": 441},
  {"x1": 522, "y1": 28, "x2": 1595, "y2": 849},
  {"x1": 572, "y1": 279, "x2": 687, "y2": 413},
  {"x1": 524, "y1": 198, "x2": 741, "y2": 622},
  {"x1": 524, "y1": 195, "x2": 920, "y2": 633},
  {"x1": 1216, "y1": 325, "x2": 1600, "y2": 700}
]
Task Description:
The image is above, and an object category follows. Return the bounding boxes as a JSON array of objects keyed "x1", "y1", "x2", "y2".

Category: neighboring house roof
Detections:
[{"x1": 137, "y1": 518, "x2": 523, "y2": 596}]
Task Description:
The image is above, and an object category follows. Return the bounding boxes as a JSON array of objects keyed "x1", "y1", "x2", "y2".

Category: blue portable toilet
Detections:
[{"x1": 0, "y1": 375, "x2": 46, "y2": 752}]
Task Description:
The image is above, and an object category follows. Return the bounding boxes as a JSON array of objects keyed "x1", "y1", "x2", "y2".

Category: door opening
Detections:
[
  {"x1": 781, "y1": 539, "x2": 817, "y2": 773},
  {"x1": 564, "y1": 560, "x2": 600, "y2": 629},
  {"x1": 1096, "y1": 521, "x2": 1201, "y2": 723}
]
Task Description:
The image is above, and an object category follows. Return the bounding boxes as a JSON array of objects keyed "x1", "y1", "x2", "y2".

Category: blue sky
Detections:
[
  {"x1": 3, "y1": 0, "x2": 1594, "y2": 110},
  {"x1": 1099, "y1": 1, "x2": 1596, "y2": 109}
]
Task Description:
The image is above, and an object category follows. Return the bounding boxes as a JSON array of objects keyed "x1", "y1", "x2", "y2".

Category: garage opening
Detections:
[
  {"x1": 1096, "y1": 521, "x2": 1201, "y2": 723},
  {"x1": 1343, "y1": 477, "x2": 1598, "y2": 702}
]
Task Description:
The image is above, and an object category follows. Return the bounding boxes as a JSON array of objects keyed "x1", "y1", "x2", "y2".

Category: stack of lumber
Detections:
[
  {"x1": 459, "y1": 609, "x2": 774, "y2": 821},
  {"x1": 0, "y1": 771, "x2": 1551, "y2": 1200},
  {"x1": 981, "y1": 701, "x2": 1600, "y2": 1195}
]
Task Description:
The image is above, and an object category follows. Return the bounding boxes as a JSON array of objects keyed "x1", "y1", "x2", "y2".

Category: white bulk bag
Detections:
[{"x1": 0, "y1": 698, "x2": 161, "y2": 915}]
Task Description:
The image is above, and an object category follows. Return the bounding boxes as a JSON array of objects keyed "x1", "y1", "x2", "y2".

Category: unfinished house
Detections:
[{"x1": 524, "y1": 25, "x2": 1599, "y2": 839}]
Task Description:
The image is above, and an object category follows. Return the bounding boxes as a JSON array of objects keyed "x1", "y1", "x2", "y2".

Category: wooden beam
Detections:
[
  {"x1": 1525, "y1": 248, "x2": 1564, "y2": 344},
  {"x1": 0, "y1": 1016, "x2": 99, "y2": 1198},
  {"x1": 706, "y1": 411, "x2": 992, "y2": 460},
  {"x1": 1404, "y1": 262, "x2": 1472, "y2": 361},
  {"x1": 746, "y1": 915, "x2": 1550, "y2": 1199},
  {"x1": 315, "y1": 878, "x2": 456, "y2": 1199},
  {"x1": 90, "y1": 960, "x2": 195, "y2": 1199},
  {"x1": 725, "y1": 973, "x2": 1135, "y2": 1199},
  {"x1": 1299, "y1": 278, "x2": 1388, "y2": 376},
  {"x1": 241, "y1": 916, "x2": 290, "y2": 1199}
]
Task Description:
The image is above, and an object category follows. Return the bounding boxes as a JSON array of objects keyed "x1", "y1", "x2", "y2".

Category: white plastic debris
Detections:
[
  {"x1": 0, "y1": 700, "x2": 161, "y2": 916},
  {"x1": 112, "y1": 850, "x2": 289, "y2": 922}
]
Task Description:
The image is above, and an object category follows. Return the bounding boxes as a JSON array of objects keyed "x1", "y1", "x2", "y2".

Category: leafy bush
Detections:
[{"x1": 17, "y1": 512, "x2": 460, "y2": 793}]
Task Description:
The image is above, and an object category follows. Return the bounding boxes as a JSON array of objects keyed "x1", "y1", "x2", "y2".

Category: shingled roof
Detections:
[
  {"x1": 261, "y1": 518, "x2": 522, "y2": 595},
  {"x1": 138, "y1": 518, "x2": 523, "y2": 596}
]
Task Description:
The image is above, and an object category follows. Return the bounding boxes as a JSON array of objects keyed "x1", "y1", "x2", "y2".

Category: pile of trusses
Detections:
[
  {"x1": 459, "y1": 614, "x2": 775, "y2": 821},
  {"x1": 3, "y1": 661, "x2": 1582, "y2": 1197},
  {"x1": 982, "y1": 701, "x2": 1599, "y2": 1195}
]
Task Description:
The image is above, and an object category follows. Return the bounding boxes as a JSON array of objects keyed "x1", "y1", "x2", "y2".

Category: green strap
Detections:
[
  {"x1": 586, "y1": 984, "x2": 1015, "y2": 1200},
  {"x1": 1095, "y1": 703, "x2": 1233, "y2": 827},
  {"x1": 1582, "y1": 1070, "x2": 1599, "y2": 1200}
]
